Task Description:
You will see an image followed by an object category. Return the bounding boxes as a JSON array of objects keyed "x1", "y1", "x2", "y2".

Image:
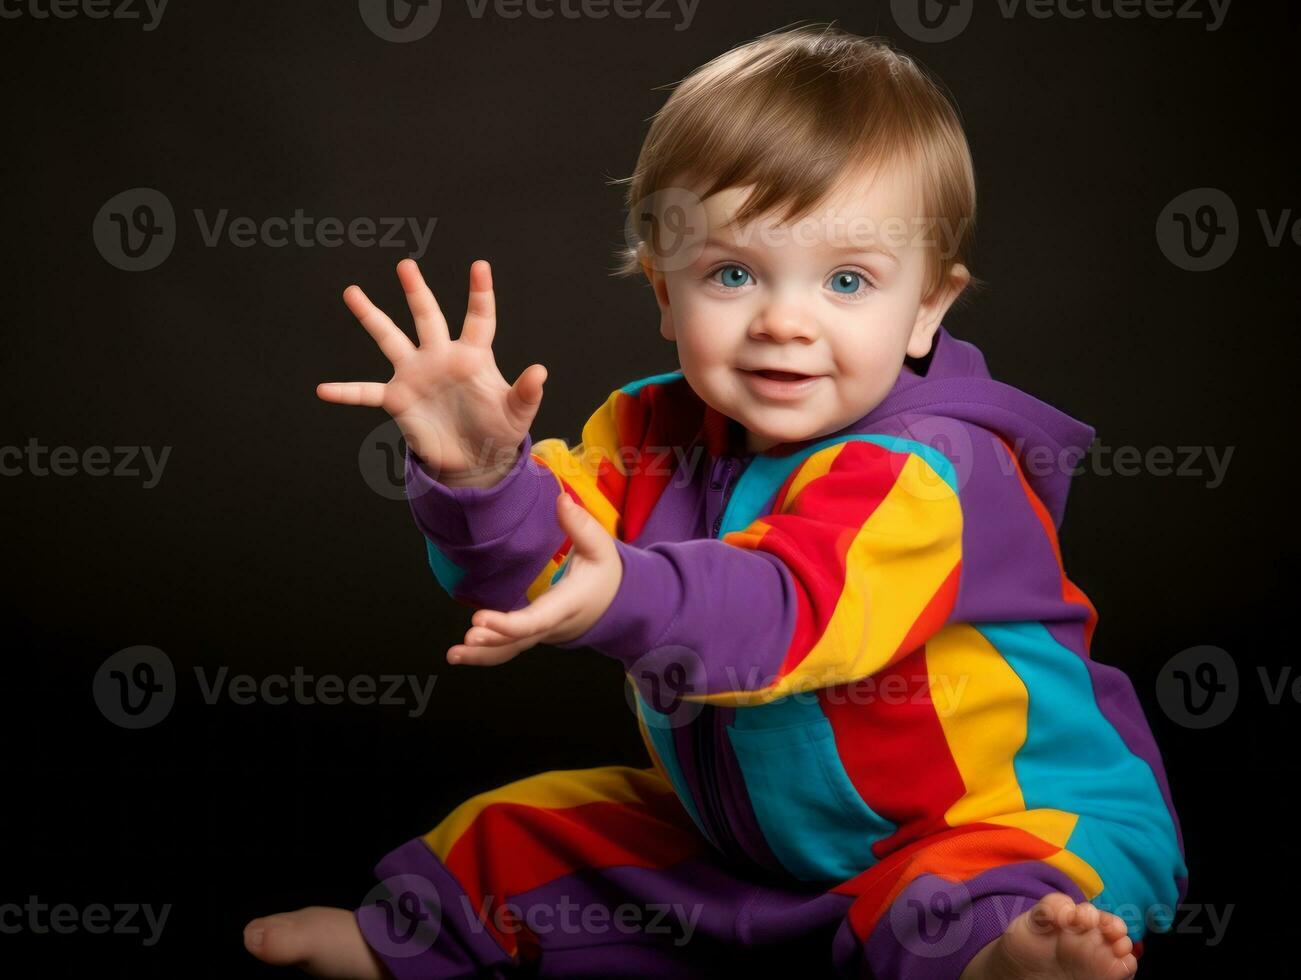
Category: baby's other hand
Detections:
[{"x1": 446, "y1": 492, "x2": 622, "y2": 666}]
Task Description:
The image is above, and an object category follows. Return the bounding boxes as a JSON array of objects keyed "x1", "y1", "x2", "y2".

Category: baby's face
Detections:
[{"x1": 646, "y1": 163, "x2": 967, "y2": 453}]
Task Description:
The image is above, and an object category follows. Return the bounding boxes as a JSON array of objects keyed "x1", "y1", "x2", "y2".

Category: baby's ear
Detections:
[
  {"x1": 909, "y1": 262, "x2": 970, "y2": 357},
  {"x1": 639, "y1": 251, "x2": 676, "y2": 341}
]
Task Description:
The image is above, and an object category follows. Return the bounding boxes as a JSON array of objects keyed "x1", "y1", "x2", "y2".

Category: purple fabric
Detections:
[
  {"x1": 405, "y1": 431, "x2": 569, "y2": 612},
  {"x1": 555, "y1": 537, "x2": 798, "y2": 695},
  {"x1": 849, "y1": 861, "x2": 1088, "y2": 980},
  {"x1": 354, "y1": 837, "x2": 516, "y2": 980},
  {"x1": 1082, "y1": 657, "x2": 1188, "y2": 872},
  {"x1": 498, "y1": 858, "x2": 852, "y2": 976},
  {"x1": 356, "y1": 834, "x2": 1093, "y2": 979}
]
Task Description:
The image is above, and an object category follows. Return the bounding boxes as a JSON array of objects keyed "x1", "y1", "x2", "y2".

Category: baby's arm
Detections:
[
  {"x1": 553, "y1": 421, "x2": 1072, "y2": 707},
  {"x1": 317, "y1": 258, "x2": 654, "y2": 615},
  {"x1": 548, "y1": 435, "x2": 958, "y2": 704},
  {"x1": 405, "y1": 382, "x2": 653, "y2": 613}
]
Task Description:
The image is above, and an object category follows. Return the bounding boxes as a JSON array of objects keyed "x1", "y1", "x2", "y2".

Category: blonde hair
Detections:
[{"x1": 613, "y1": 24, "x2": 980, "y2": 302}]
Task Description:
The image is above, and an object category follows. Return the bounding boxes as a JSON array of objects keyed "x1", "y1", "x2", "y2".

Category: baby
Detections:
[{"x1": 245, "y1": 26, "x2": 1187, "y2": 980}]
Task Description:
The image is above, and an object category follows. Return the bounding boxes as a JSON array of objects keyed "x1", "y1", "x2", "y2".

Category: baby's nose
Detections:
[{"x1": 749, "y1": 305, "x2": 818, "y2": 343}]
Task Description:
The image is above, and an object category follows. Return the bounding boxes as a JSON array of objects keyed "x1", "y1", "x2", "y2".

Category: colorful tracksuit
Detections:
[{"x1": 354, "y1": 326, "x2": 1188, "y2": 978}]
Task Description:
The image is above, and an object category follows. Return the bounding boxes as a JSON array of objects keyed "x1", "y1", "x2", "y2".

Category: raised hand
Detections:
[{"x1": 317, "y1": 258, "x2": 547, "y2": 487}]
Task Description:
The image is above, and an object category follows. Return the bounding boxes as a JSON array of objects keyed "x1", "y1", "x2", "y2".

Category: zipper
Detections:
[
  {"x1": 692, "y1": 451, "x2": 750, "y2": 864},
  {"x1": 710, "y1": 455, "x2": 752, "y2": 538}
]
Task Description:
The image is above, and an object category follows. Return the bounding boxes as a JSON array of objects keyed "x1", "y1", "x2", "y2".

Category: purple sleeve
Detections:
[
  {"x1": 555, "y1": 537, "x2": 796, "y2": 698},
  {"x1": 405, "y1": 432, "x2": 569, "y2": 611}
]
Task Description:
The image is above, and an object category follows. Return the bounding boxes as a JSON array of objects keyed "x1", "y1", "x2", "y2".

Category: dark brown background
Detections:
[{"x1": 3, "y1": 1, "x2": 1293, "y2": 975}]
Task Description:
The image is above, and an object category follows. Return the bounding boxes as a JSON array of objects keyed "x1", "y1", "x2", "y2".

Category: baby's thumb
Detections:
[
  {"x1": 506, "y1": 363, "x2": 547, "y2": 426},
  {"x1": 555, "y1": 492, "x2": 605, "y2": 555}
]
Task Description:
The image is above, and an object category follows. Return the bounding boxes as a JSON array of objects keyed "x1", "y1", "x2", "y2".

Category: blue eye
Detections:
[
  {"x1": 714, "y1": 265, "x2": 751, "y2": 288},
  {"x1": 829, "y1": 271, "x2": 865, "y2": 295}
]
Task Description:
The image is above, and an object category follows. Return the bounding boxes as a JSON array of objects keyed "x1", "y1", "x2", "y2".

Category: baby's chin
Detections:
[{"x1": 740, "y1": 417, "x2": 830, "y2": 452}]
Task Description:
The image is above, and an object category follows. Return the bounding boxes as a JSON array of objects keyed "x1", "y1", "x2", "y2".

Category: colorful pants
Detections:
[{"x1": 353, "y1": 764, "x2": 1147, "y2": 979}]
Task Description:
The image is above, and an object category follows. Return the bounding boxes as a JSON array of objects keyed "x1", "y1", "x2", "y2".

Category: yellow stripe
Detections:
[
  {"x1": 424, "y1": 765, "x2": 675, "y2": 861},
  {"x1": 926, "y1": 624, "x2": 1105, "y2": 899},
  {"x1": 779, "y1": 442, "x2": 844, "y2": 512},
  {"x1": 519, "y1": 388, "x2": 630, "y2": 597},
  {"x1": 531, "y1": 390, "x2": 626, "y2": 539},
  {"x1": 985, "y1": 812, "x2": 1105, "y2": 898},
  {"x1": 524, "y1": 556, "x2": 564, "y2": 601},
  {"x1": 692, "y1": 453, "x2": 962, "y2": 705},
  {"x1": 928, "y1": 624, "x2": 1029, "y2": 825}
]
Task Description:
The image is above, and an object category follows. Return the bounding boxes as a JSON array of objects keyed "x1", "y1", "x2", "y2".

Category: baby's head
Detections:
[{"x1": 617, "y1": 26, "x2": 977, "y2": 452}]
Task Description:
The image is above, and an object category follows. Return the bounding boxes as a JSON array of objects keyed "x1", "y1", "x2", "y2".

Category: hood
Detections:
[
  {"x1": 703, "y1": 325, "x2": 1096, "y2": 529},
  {"x1": 859, "y1": 325, "x2": 1096, "y2": 528}
]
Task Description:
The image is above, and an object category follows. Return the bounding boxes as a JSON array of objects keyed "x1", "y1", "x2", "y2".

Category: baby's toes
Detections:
[
  {"x1": 1067, "y1": 901, "x2": 1102, "y2": 932},
  {"x1": 1028, "y1": 891, "x2": 1078, "y2": 933},
  {"x1": 1107, "y1": 951, "x2": 1139, "y2": 979},
  {"x1": 1097, "y1": 910, "x2": 1130, "y2": 942},
  {"x1": 245, "y1": 909, "x2": 316, "y2": 965}
]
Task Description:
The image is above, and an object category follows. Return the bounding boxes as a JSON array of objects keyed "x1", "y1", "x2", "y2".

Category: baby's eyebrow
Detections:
[{"x1": 701, "y1": 235, "x2": 901, "y2": 265}]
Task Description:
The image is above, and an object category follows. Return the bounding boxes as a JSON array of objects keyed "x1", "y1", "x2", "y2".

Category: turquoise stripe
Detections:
[
  {"x1": 727, "y1": 695, "x2": 896, "y2": 881},
  {"x1": 718, "y1": 434, "x2": 959, "y2": 538},
  {"x1": 619, "y1": 369, "x2": 685, "y2": 396},
  {"x1": 633, "y1": 690, "x2": 712, "y2": 845},
  {"x1": 424, "y1": 539, "x2": 466, "y2": 594},
  {"x1": 976, "y1": 622, "x2": 1187, "y2": 941},
  {"x1": 549, "y1": 552, "x2": 572, "y2": 585}
]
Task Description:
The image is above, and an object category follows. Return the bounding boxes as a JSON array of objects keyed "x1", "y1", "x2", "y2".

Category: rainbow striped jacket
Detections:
[{"x1": 403, "y1": 325, "x2": 1188, "y2": 930}]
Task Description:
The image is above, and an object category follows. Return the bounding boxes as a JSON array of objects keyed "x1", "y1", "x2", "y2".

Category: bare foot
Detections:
[
  {"x1": 960, "y1": 893, "x2": 1138, "y2": 980},
  {"x1": 244, "y1": 906, "x2": 386, "y2": 979}
]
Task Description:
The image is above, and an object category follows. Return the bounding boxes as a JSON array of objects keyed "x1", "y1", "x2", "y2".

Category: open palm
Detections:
[{"x1": 318, "y1": 258, "x2": 547, "y2": 485}]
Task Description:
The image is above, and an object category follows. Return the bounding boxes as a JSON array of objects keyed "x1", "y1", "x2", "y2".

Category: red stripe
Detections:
[
  {"x1": 820, "y1": 640, "x2": 968, "y2": 859},
  {"x1": 994, "y1": 437, "x2": 1098, "y2": 650},
  {"x1": 443, "y1": 793, "x2": 705, "y2": 953},
  {"x1": 832, "y1": 822, "x2": 1064, "y2": 941},
  {"x1": 744, "y1": 442, "x2": 908, "y2": 679}
]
